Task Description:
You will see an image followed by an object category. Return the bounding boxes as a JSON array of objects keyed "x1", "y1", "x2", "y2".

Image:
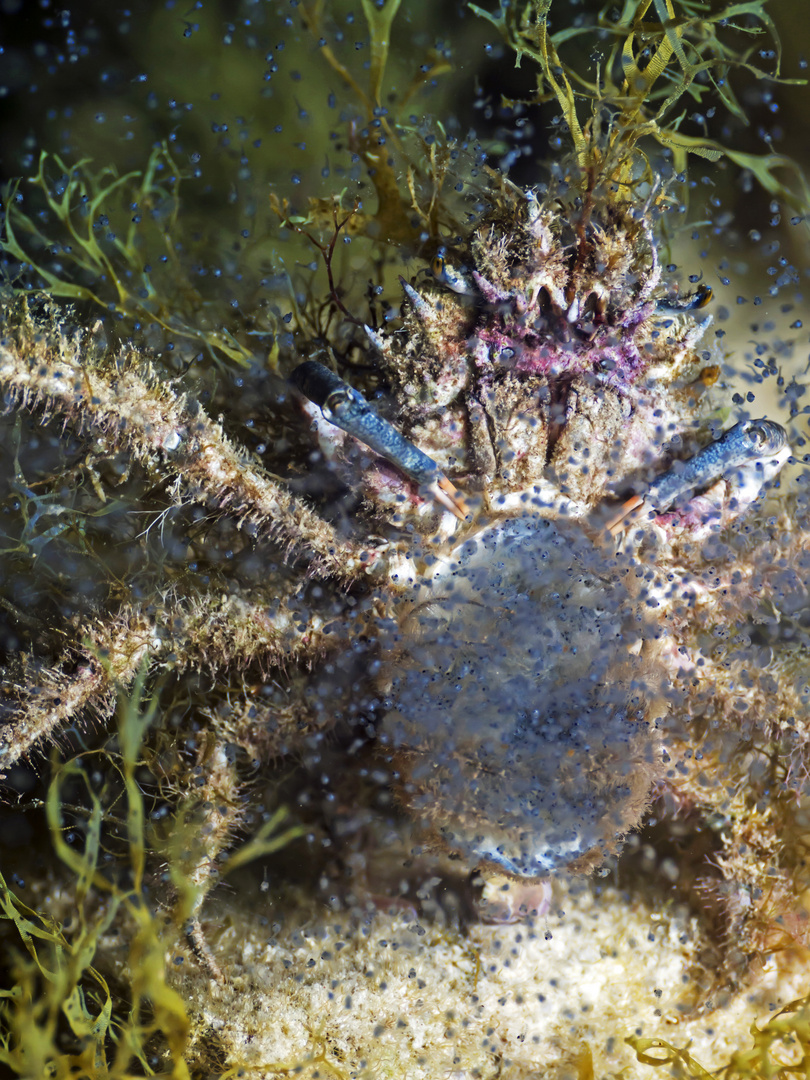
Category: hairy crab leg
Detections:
[
  {"x1": 290, "y1": 360, "x2": 470, "y2": 520},
  {"x1": 606, "y1": 418, "x2": 789, "y2": 536}
]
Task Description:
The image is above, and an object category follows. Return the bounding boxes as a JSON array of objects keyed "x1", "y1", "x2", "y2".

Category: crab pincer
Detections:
[
  {"x1": 606, "y1": 418, "x2": 789, "y2": 536},
  {"x1": 289, "y1": 360, "x2": 469, "y2": 520}
]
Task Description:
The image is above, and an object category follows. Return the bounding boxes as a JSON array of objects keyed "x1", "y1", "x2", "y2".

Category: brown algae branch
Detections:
[
  {"x1": 0, "y1": 590, "x2": 344, "y2": 772},
  {"x1": 0, "y1": 331, "x2": 374, "y2": 581}
]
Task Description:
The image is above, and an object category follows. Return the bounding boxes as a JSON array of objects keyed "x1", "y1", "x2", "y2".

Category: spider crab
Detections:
[
  {"x1": 0, "y1": 178, "x2": 795, "y2": 928},
  {"x1": 287, "y1": 183, "x2": 792, "y2": 889}
]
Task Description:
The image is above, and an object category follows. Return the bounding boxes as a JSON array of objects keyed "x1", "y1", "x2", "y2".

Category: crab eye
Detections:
[
  {"x1": 429, "y1": 251, "x2": 475, "y2": 296},
  {"x1": 690, "y1": 284, "x2": 713, "y2": 309},
  {"x1": 431, "y1": 254, "x2": 447, "y2": 280}
]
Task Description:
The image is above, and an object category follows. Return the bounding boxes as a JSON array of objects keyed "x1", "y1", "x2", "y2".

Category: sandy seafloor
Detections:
[{"x1": 165, "y1": 873, "x2": 810, "y2": 1080}]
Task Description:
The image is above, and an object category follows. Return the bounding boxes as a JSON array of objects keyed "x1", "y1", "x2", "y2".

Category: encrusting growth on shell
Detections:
[{"x1": 358, "y1": 185, "x2": 718, "y2": 521}]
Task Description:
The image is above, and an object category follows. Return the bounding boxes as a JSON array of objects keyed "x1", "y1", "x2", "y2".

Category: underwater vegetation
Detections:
[{"x1": 2, "y1": 0, "x2": 810, "y2": 1076}]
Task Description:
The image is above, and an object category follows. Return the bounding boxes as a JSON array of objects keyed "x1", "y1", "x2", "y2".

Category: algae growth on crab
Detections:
[{"x1": 1, "y1": 2, "x2": 810, "y2": 1079}]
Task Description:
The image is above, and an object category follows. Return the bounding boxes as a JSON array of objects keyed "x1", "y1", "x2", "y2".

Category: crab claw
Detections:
[{"x1": 604, "y1": 417, "x2": 791, "y2": 537}]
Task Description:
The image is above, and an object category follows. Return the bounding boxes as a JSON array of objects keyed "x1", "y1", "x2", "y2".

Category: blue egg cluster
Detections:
[{"x1": 381, "y1": 514, "x2": 662, "y2": 877}]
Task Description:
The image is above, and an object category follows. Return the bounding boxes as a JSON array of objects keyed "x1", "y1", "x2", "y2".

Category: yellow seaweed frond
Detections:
[
  {"x1": 629, "y1": 991, "x2": 810, "y2": 1078},
  {"x1": 0, "y1": 144, "x2": 255, "y2": 368},
  {"x1": 626, "y1": 1034, "x2": 715, "y2": 1078},
  {"x1": 298, "y1": 0, "x2": 463, "y2": 251},
  {"x1": 0, "y1": 666, "x2": 192, "y2": 1079},
  {"x1": 468, "y1": 0, "x2": 809, "y2": 209}
]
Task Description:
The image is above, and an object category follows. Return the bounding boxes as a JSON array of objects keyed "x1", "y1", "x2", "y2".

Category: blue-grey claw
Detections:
[
  {"x1": 289, "y1": 360, "x2": 469, "y2": 520},
  {"x1": 606, "y1": 417, "x2": 789, "y2": 535}
]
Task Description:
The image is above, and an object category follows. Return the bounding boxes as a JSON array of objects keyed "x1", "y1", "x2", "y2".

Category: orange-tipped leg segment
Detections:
[
  {"x1": 430, "y1": 475, "x2": 470, "y2": 521},
  {"x1": 605, "y1": 493, "x2": 646, "y2": 537}
]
